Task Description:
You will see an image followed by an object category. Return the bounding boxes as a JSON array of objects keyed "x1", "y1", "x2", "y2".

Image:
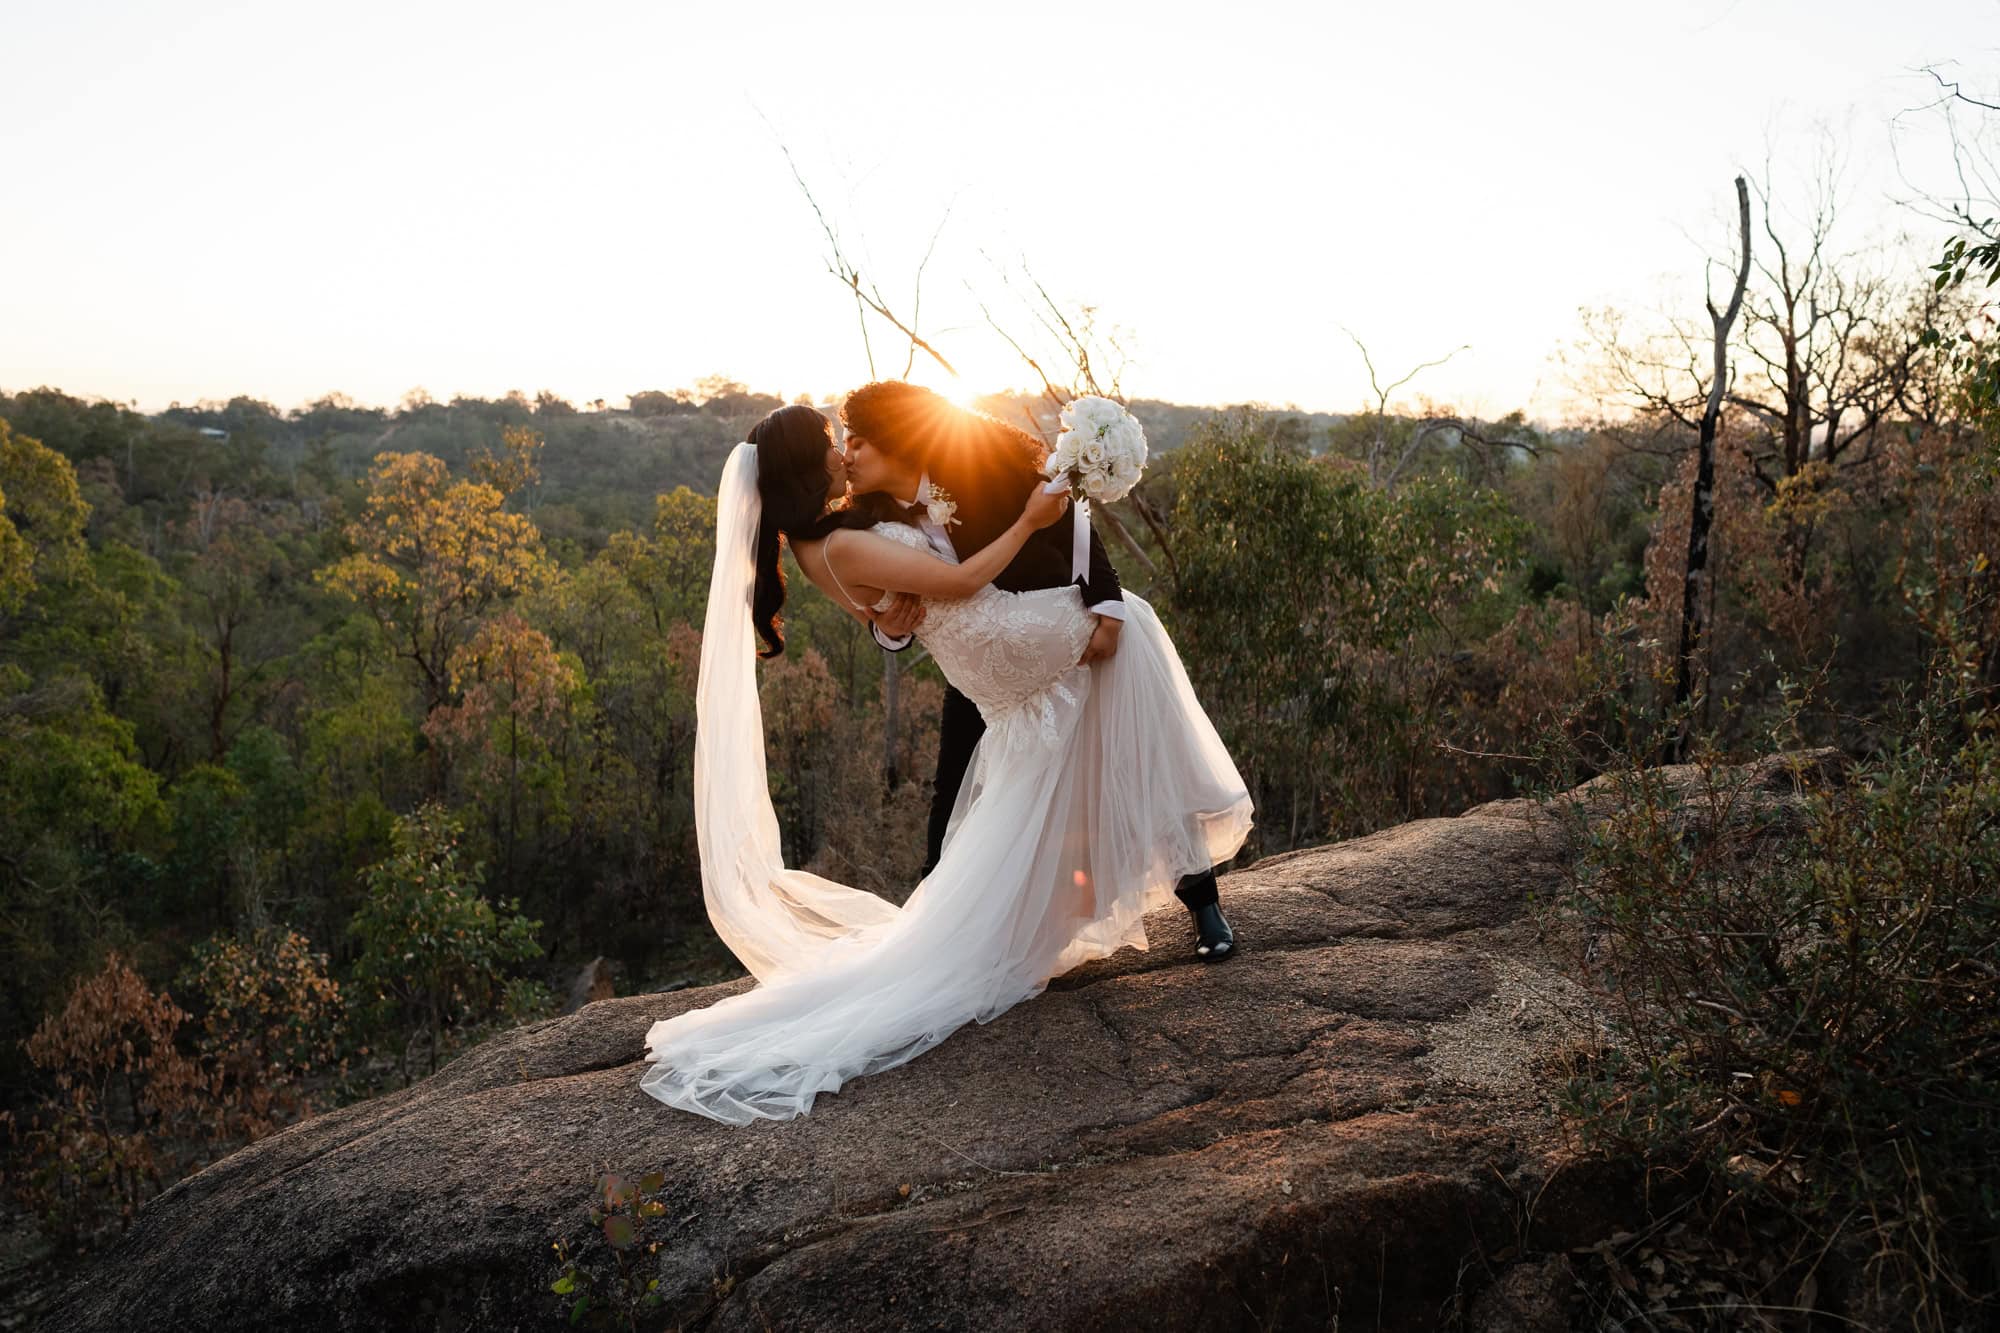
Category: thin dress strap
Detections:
[{"x1": 819, "y1": 529, "x2": 872, "y2": 613}]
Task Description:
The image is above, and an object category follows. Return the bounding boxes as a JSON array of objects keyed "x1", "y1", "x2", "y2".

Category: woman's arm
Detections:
[
  {"x1": 791, "y1": 549, "x2": 884, "y2": 627},
  {"x1": 826, "y1": 486, "x2": 1068, "y2": 601}
]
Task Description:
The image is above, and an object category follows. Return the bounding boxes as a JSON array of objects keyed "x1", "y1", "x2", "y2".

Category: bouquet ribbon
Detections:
[{"x1": 1042, "y1": 476, "x2": 1091, "y2": 585}]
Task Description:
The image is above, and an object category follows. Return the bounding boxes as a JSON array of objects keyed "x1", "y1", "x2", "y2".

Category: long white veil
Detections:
[{"x1": 692, "y1": 441, "x2": 900, "y2": 983}]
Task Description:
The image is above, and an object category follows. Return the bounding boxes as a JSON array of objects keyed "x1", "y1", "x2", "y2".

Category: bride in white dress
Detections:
[{"x1": 640, "y1": 404, "x2": 1252, "y2": 1125}]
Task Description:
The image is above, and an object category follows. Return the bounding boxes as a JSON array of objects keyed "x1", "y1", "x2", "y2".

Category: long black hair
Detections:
[{"x1": 750, "y1": 404, "x2": 876, "y2": 659}]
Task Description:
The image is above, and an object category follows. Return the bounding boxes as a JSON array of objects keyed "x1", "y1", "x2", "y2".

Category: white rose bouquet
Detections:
[{"x1": 1046, "y1": 395, "x2": 1147, "y2": 504}]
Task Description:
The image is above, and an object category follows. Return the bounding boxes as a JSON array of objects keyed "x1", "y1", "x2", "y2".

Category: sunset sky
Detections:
[{"x1": 1, "y1": 1, "x2": 1991, "y2": 421}]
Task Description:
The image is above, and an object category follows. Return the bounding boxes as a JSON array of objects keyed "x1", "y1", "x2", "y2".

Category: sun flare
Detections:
[{"x1": 937, "y1": 377, "x2": 982, "y2": 408}]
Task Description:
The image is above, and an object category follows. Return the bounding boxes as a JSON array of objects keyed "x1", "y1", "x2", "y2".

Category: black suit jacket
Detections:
[
  {"x1": 918, "y1": 426, "x2": 1124, "y2": 607},
  {"x1": 862, "y1": 422, "x2": 1125, "y2": 869}
]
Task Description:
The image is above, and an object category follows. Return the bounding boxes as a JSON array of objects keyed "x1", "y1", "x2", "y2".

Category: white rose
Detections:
[
  {"x1": 1085, "y1": 395, "x2": 1121, "y2": 425},
  {"x1": 1056, "y1": 396, "x2": 1147, "y2": 499},
  {"x1": 1066, "y1": 395, "x2": 1116, "y2": 434}
]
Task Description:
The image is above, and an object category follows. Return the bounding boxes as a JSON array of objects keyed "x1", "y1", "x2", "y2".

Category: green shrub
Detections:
[
  {"x1": 349, "y1": 802, "x2": 545, "y2": 1082},
  {"x1": 1547, "y1": 651, "x2": 1999, "y2": 1327}
]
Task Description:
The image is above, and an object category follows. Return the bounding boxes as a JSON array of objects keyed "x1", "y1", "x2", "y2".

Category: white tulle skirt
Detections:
[{"x1": 639, "y1": 593, "x2": 1252, "y2": 1125}]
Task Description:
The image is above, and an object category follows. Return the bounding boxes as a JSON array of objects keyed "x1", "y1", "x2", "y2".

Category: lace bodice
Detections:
[{"x1": 867, "y1": 522, "x2": 1094, "y2": 747}]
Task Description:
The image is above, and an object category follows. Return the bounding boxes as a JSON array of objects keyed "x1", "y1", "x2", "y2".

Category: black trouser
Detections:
[
  {"x1": 922, "y1": 684, "x2": 987, "y2": 876},
  {"x1": 924, "y1": 682, "x2": 1219, "y2": 910}
]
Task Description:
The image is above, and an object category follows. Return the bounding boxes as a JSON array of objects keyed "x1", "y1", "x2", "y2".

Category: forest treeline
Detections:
[
  {"x1": 3, "y1": 206, "x2": 1997, "y2": 1318},
  {"x1": 0, "y1": 380, "x2": 1350, "y2": 1200}
]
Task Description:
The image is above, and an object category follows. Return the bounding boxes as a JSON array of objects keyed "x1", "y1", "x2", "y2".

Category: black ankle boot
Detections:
[
  {"x1": 1191, "y1": 901, "x2": 1235, "y2": 962},
  {"x1": 1174, "y1": 868, "x2": 1235, "y2": 962}
]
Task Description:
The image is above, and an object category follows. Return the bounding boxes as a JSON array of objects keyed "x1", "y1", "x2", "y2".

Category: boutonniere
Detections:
[{"x1": 920, "y1": 481, "x2": 960, "y2": 529}]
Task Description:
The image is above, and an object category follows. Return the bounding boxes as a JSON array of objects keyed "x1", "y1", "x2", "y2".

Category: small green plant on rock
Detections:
[{"x1": 549, "y1": 1168, "x2": 671, "y2": 1329}]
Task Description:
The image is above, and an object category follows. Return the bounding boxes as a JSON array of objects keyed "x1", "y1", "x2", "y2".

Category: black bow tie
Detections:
[{"x1": 898, "y1": 499, "x2": 928, "y2": 522}]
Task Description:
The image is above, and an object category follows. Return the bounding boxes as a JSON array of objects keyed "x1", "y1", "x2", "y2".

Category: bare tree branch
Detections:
[
  {"x1": 1089, "y1": 501, "x2": 1160, "y2": 586},
  {"x1": 1923, "y1": 64, "x2": 2000, "y2": 115},
  {"x1": 1344, "y1": 329, "x2": 1470, "y2": 407},
  {"x1": 1341, "y1": 328, "x2": 1477, "y2": 489},
  {"x1": 900, "y1": 203, "x2": 957, "y2": 379},
  {"x1": 973, "y1": 287, "x2": 1066, "y2": 406},
  {"x1": 778, "y1": 141, "x2": 959, "y2": 379}
]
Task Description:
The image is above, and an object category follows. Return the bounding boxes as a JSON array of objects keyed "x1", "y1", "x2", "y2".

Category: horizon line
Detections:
[{"x1": 2, "y1": 380, "x2": 1603, "y2": 434}]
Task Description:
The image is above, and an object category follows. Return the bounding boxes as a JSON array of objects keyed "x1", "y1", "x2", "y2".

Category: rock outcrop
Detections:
[{"x1": 40, "y1": 759, "x2": 1835, "y2": 1332}]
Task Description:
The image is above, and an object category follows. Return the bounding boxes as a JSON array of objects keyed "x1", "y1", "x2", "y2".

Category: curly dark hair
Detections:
[
  {"x1": 749, "y1": 404, "x2": 870, "y2": 659},
  {"x1": 838, "y1": 380, "x2": 950, "y2": 468},
  {"x1": 840, "y1": 380, "x2": 1047, "y2": 496}
]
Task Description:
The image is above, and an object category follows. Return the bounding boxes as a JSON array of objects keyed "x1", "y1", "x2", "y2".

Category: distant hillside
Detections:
[{"x1": 70, "y1": 386, "x2": 1359, "y2": 548}]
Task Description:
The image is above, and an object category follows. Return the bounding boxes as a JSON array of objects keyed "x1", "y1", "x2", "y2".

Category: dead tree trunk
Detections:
[{"x1": 1671, "y1": 176, "x2": 1752, "y2": 759}]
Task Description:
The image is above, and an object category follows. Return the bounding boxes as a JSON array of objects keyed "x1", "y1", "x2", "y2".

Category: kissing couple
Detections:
[{"x1": 640, "y1": 381, "x2": 1254, "y2": 1125}]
